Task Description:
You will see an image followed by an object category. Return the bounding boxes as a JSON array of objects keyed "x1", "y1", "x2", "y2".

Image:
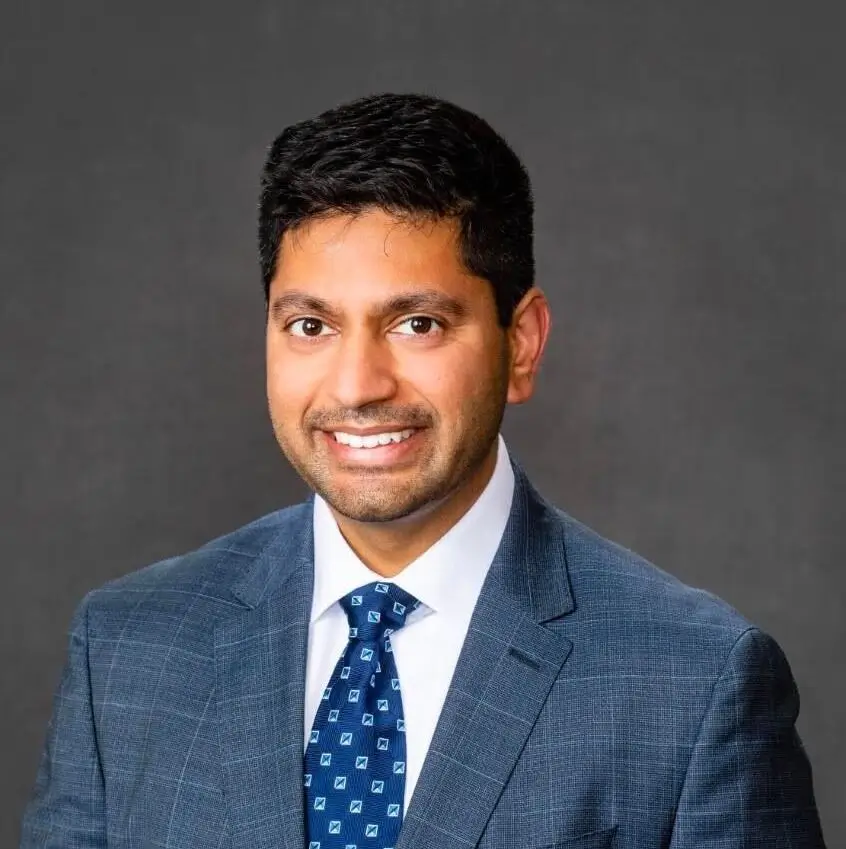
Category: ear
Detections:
[{"x1": 506, "y1": 287, "x2": 551, "y2": 405}]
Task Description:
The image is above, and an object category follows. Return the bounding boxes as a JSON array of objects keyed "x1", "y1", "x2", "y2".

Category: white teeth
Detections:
[{"x1": 333, "y1": 429, "x2": 416, "y2": 448}]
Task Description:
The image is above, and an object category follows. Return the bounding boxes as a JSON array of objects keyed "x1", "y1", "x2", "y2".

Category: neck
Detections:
[{"x1": 328, "y1": 444, "x2": 499, "y2": 577}]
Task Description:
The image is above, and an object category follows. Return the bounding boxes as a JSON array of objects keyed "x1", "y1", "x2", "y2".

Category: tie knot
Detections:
[{"x1": 340, "y1": 581, "x2": 421, "y2": 643}]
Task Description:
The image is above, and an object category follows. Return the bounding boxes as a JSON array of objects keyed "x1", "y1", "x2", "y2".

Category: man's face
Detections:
[{"x1": 265, "y1": 208, "x2": 512, "y2": 524}]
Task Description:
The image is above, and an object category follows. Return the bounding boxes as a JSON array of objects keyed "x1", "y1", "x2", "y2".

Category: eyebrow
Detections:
[{"x1": 268, "y1": 288, "x2": 471, "y2": 324}]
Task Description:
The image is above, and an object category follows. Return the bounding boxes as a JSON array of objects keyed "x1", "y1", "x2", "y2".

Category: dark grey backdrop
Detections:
[{"x1": 3, "y1": 1, "x2": 843, "y2": 845}]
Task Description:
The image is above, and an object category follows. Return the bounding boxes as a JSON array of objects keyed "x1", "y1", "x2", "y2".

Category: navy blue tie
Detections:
[{"x1": 304, "y1": 581, "x2": 422, "y2": 849}]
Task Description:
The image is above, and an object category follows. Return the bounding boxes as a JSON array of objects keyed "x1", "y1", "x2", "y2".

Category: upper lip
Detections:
[{"x1": 324, "y1": 426, "x2": 420, "y2": 435}]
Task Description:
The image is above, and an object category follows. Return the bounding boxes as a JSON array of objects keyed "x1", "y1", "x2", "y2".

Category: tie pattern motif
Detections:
[{"x1": 304, "y1": 581, "x2": 421, "y2": 849}]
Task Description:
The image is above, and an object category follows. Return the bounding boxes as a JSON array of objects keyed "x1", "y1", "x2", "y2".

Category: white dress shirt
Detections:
[{"x1": 304, "y1": 433, "x2": 515, "y2": 812}]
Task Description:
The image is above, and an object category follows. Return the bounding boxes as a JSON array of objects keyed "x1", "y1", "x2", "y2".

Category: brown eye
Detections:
[
  {"x1": 288, "y1": 317, "x2": 330, "y2": 337},
  {"x1": 410, "y1": 317, "x2": 432, "y2": 334},
  {"x1": 393, "y1": 316, "x2": 443, "y2": 336}
]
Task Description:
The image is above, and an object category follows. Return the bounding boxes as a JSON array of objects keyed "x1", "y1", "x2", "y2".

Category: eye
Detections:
[
  {"x1": 286, "y1": 317, "x2": 335, "y2": 338},
  {"x1": 392, "y1": 316, "x2": 444, "y2": 337}
]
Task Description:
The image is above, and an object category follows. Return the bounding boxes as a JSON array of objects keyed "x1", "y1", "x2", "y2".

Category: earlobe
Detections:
[{"x1": 506, "y1": 288, "x2": 551, "y2": 405}]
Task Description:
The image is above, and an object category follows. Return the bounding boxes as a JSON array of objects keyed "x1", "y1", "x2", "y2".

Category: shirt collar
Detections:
[{"x1": 310, "y1": 433, "x2": 515, "y2": 624}]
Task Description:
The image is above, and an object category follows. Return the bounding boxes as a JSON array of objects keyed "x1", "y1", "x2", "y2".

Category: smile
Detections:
[{"x1": 331, "y1": 429, "x2": 417, "y2": 449}]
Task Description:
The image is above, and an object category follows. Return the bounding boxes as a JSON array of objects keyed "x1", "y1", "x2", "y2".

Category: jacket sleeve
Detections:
[
  {"x1": 669, "y1": 627, "x2": 826, "y2": 847},
  {"x1": 19, "y1": 593, "x2": 107, "y2": 848}
]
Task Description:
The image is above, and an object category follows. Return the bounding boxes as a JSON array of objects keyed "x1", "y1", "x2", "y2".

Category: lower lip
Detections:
[{"x1": 321, "y1": 429, "x2": 424, "y2": 466}]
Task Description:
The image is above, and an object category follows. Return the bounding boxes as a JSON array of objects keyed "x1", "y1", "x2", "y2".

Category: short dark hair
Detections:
[{"x1": 258, "y1": 92, "x2": 534, "y2": 328}]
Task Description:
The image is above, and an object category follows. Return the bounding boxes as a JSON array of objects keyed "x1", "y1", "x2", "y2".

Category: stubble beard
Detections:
[
  {"x1": 269, "y1": 345, "x2": 511, "y2": 524},
  {"x1": 270, "y1": 402, "x2": 507, "y2": 525},
  {"x1": 271, "y1": 416, "x2": 501, "y2": 525}
]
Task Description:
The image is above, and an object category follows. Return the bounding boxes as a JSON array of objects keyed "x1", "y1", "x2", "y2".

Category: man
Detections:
[{"x1": 20, "y1": 93, "x2": 825, "y2": 848}]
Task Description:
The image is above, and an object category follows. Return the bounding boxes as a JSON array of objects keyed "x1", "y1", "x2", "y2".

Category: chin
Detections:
[{"x1": 322, "y1": 485, "x2": 441, "y2": 525}]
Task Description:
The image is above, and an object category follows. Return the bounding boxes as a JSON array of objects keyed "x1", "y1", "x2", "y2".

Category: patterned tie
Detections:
[{"x1": 304, "y1": 581, "x2": 422, "y2": 849}]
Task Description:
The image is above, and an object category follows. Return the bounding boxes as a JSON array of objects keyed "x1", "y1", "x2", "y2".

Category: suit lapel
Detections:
[
  {"x1": 215, "y1": 499, "x2": 315, "y2": 849},
  {"x1": 396, "y1": 460, "x2": 576, "y2": 849},
  {"x1": 212, "y1": 455, "x2": 577, "y2": 849}
]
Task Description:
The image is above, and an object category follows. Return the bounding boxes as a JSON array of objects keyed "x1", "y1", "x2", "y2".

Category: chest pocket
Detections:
[{"x1": 538, "y1": 825, "x2": 617, "y2": 849}]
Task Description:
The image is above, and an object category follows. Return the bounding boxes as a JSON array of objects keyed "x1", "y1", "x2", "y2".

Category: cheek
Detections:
[
  {"x1": 404, "y1": 349, "x2": 491, "y2": 410},
  {"x1": 265, "y1": 349, "x2": 315, "y2": 417}
]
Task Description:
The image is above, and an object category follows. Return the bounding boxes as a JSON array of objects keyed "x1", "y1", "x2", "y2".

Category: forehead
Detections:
[{"x1": 271, "y1": 209, "x2": 472, "y2": 293}]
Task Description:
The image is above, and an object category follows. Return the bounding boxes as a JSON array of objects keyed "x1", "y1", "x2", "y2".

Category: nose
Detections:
[{"x1": 326, "y1": 329, "x2": 398, "y2": 409}]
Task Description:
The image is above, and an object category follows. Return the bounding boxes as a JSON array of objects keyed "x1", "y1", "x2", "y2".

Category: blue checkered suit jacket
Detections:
[{"x1": 20, "y1": 456, "x2": 825, "y2": 848}]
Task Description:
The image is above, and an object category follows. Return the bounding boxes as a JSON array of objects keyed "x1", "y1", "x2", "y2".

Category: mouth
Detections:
[{"x1": 320, "y1": 427, "x2": 424, "y2": 466}]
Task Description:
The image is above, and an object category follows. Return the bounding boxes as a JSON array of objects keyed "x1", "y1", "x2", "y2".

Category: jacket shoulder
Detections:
[
  {"x1": 556, "y1": 507, "x2": 757, "y2": 649},
  {"x1": 83, "y1": 500, "x2": 311, "y2": 616}
]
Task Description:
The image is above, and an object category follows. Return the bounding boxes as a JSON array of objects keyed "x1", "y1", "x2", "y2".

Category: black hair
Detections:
[{"x1": 258, "y1": 92, "x2": 534, "y2": 328}]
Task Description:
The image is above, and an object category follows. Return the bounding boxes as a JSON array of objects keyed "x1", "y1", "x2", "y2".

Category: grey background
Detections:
[{"x1": 2, "y1": 1, "x2": 843, "y2": 844}]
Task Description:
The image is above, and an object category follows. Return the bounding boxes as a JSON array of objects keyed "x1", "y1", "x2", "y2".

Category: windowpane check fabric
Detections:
[
  {"x1": 19, "y1": 454, "x2": 826, "y2": 848},
  {"x1": 304, "y1": 581, "x2": 421, "y2": 849}
]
